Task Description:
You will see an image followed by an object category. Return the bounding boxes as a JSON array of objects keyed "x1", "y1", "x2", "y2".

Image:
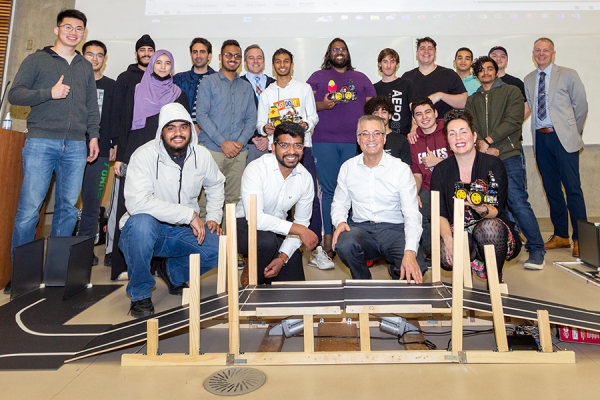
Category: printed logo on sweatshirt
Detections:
[{"x1": 417, "y1": 148, "x2": 449, "y2": 170}]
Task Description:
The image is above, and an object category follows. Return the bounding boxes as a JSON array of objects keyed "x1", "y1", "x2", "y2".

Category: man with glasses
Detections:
[
  {"x1": 236, "y1": 122, "x2": 317, "y2": 285},
  {"x1": 77, "y1": 40, "x2": 115, "y2": 266},
  {"x1": 196, "y1": 39, "x2": 257, "y2": 226},
  {"x1": 8, "y1": 9, "x2": 100, "y2": 293},
  {"x1": 332, "y1": 115, "x2": 425, "y2": 282}
]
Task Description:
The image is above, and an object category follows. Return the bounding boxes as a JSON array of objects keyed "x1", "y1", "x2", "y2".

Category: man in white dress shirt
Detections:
[
  {"x1": 332, "y1": 115, "x2": 425, "y2": 282},
  {"x1": 236, "y1": 122, "x2": 318, "y2": 285}
]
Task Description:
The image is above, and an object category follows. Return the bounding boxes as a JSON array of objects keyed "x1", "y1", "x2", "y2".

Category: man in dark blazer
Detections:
[{"x1": 524, "y1": 37, "x2": 588, "y2": 258}]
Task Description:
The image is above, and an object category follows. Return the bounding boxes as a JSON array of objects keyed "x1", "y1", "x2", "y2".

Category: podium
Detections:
[{"x1": 0, "y1": 128, "x2": 25, "y2": 289}]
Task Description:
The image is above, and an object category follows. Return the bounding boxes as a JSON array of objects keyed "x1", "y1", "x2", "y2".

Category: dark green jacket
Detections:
[{"x1": 465, "y1": 78, "x2": 524, "y2": 161}]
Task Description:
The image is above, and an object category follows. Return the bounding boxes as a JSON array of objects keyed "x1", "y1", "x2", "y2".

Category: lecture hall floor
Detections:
[{"x1": 1, "y1": 225, "x2": 600, "y2": 399}]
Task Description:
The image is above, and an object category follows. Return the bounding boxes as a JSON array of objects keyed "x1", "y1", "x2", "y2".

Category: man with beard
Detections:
[
  {"x1": 173, "y1": 37, "x2": 215, "y2": 129},
  {"x1": 307, "y1": 38, "x2": 376, "y2": 259},
  {"x1": 196, "y1": 39, "x2": 257, "y2": 226},
  {"x1": 332, "y1": 115, "x2": 425, "y2": 282},
  {"x1": 105, "y1": 34, "x2": 155, "y2": 273},
  {"x1": 236, "y1": 122, "x2": 318, "y2": 285},
  {"x1": 119, "y1": 103, "x2": 225, "y2": 318}
]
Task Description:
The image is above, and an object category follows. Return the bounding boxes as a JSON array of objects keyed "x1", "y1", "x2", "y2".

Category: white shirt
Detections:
[
  {"x1": 331, "y1": 152, "x2": 422, "y2": 253},
  {"x1": 236, "y1": 154, "x2": 314, "y2": 256}
]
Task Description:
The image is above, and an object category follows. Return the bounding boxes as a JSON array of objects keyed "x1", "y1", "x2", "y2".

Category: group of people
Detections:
[{"x1": 6, "y1": 9, "x2": 588, "y2": 318}]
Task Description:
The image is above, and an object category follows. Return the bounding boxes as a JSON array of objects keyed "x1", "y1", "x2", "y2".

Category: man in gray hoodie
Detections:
[{"x1": 8, "y1": 9, "x2": 100, "y2": 273}]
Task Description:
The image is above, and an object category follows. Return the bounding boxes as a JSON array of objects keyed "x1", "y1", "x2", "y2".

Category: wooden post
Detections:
[
  {"x1": 451, "y1": 198, "x2": 464, "y2": 355},
  {"x1": 431, "y1": 191, "x2": 441, "y2": 283},
  {"x1": 303, "y1": 314, "x2": 314, "y2": 353},
  {"x1": 484, "y1": 244, "x2": 509, "y2": 353},
  {"x1": 146, "y1": 319, "x2": 159, "y2": 356},
  {"x1": 537, "y1": 310, "x2": 553, "y2": 353},
  {"x1": 359, "y1": 313, "x2": 371, "y2": 352},
  {"x1": 226, "y1": 204, "x2": 241, "y2": 356},
  {"x1": 248, "y1": 194, "x2": 258, "y2": 286},
  {"x1": 463, "y1": 231, "x2": 473, "y2": 289},
  {"x1": 216, "y1": 235, "x2": 227, "y2": 294},
  {"x1": 188, "y1": 254, "x2": 201, "y2": 356}
]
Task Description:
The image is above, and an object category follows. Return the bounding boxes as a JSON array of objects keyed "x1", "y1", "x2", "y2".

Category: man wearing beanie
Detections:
[{"x1": 105, "y1": 34, "x2": 155, "y2": 279}]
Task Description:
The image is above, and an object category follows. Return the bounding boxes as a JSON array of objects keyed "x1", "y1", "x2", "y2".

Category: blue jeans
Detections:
[
  {"x1": 503, "y1": 154, "x2": 545, "y2": 254},
  {"x1": 11, "y1": 138, "x2": 87, "y2": 257},
  {"x1": 119, "y1": 213, "x2": 219, "y2": 301},
  {"x1": 312, "y1": 143, "x2": 356, "y2": 235},
  {"x1": 535, "y1": 130, "x2": 587, "y2": 240}
]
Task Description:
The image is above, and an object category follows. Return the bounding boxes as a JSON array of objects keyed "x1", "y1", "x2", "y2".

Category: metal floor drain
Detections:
[{"x1": 204, "y1": 367, "x2": 266, "y2": 396}]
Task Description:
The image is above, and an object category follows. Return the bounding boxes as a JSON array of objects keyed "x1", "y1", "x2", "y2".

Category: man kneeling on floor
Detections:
[
  {"x1": 119, "y1": 103, "x2": 225, "y2": 318},
  {"x1": 332, "y1": 115, "x2": 426, "y2": 283},
  {"x1": 236, "y1": 121, "x2": 318, "y2": 285}
]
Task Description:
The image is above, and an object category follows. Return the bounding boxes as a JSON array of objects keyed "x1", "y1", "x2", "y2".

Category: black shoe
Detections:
[
  {"x1": 92, "y1": 255, "x2": 99, "y2": 266},
  {"x1": 129, "y1": 298, "x2": 154, "y2": 318},
  {"x1": 156, "y1": 260, "x2": 188, "y2": 295},
  {"x1": 103, "y1": 253, "x2": 112, "y2": 267},
  {"x1": 3, "y1": 281, "x2": 11, "y2": 295}
]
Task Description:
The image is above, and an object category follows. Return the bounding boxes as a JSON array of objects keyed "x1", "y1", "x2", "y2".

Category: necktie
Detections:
[
  {"x1": 254, "y1": 76, "x2": 262, "y2": 98},
  {"x1": 191, "y1": 78, "x2": 202, "y2": 120},
  {"x1": 537, "y1": 71, "x2": 547, "y2": 121}
]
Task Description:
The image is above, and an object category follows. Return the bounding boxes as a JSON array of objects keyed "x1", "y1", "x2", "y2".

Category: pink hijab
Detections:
[{"x1": 131, "y1": 49, "x2": 182, "y2": 130}]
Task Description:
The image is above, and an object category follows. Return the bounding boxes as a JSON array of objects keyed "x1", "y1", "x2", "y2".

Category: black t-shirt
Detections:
[
  {"x1": 401, "y1": 66, "x2": 466, "y2": 119},
  {"x1": 96, "y1": 75, "x2": 116, "y2": 157},
  {"x1": 385, "y1": 132, "x2": 412, "y2": 165},
  {"x1": 500, "y1": 73, "x2": 526, "y2": 103},
  {"x1": 373, "y1": 78, "x2": 415, "y2": 136}
]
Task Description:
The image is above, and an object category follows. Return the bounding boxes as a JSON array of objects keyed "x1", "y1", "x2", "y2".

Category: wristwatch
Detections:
[
  {"x1": 277, "y1": 252, "x2": 289, "y2": 265},
  {"x1": 480, "y1": 205, "x2": 490, "y2": 218}
]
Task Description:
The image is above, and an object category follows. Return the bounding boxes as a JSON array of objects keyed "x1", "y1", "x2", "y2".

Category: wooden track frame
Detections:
[{"x1": 122, "y1": 194, "x2": 575, "y2": 366}]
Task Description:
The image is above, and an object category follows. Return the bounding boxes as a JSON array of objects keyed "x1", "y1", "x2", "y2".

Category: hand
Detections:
[
  {"x1": 418, "y1": 194, "x2": 423, "y2": 209},
  {"x1": 487, "y1": 148, "x2": 500, "y2": 157},
  {"x1": 399, "y1": 250, "x2": 423, "y2": 284},
  {"x1": 442, "y1": 236, "x2": 454, "y2": 267},
  {"x1": 428, "y1": 92, "x2": 443, "y2": 104},
  {"x1": 299, "y1": 120, "x2": 308, "y2": 131},
  {"x1": 322, "y1": 92, "x2": 339, "y2": 110},
  {"x1": 109, "y1": 146, "x2": 117, "y2": 162},
  {"x1": 220, "y1": 140, "x2": 242, "y2": 158},
  {"x1": 422, "y1": 147, "x2": 442, "y2": 169},
  {"x1": 51, "y1": 75, "x2": 70, "y2": 99},
  {"x1": 113, "y1": 161, "x2": 122, "y2": 176},
  {"x1": 289, "y1": 223, "x2": 319, "y2": 252},
  {"x1": 264, "y1": 123, "x2": 275, "y2": 136},
  {"x1": 87, "y1": 138, "x2": 99, "y2": 163},
  {"x1": 332, "y1": 222, "x2": 350, "y2": 251},
  {"x1": 407, "y1": 130, "x2": 418, "y2": 145},
  {"x1": 264, "y1": 257, "x2": 284, "y2": 279},
  {"x1": 476, "y1": 139, "x2": 489, "y2": 153},
  {"x1": 206, "y1": 220, "x2": 223, "y2": 235},
  {"x1": 252, "y1": 136, "x2": 269, "y2": 152},
  {"x1": 190, "y1": 213, "x2": 206, "y2": 245}
]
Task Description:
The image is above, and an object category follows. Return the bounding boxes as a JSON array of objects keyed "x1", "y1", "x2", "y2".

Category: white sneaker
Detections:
[{"x1": 308, "y1": 246, "x2": 335, "y2": 270}]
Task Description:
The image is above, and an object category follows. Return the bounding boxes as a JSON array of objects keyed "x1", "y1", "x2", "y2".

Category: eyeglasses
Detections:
[
  {"x1": 358, "y1": 132, "x2": 384, "y2": 139},
  {"x1": 59, "y1": 24, "x2": 85, "y2": 34},
  {"x1": 84, "y1": 52, "x2": 105, "y2": 60},
  {"x1": 275, "y1": 142, "x2": 304, "y2": 150},
  {"x1": 331, "y1": 47, "x2": 347, "y2": 53},
  {"x1": 223, "y1": 52, "x2": 242, "y2": 60}
]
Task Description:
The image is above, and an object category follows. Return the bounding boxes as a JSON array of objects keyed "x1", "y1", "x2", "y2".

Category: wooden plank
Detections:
[
  {"x1": 146, "y1": 319, "x2": 159, "y2": 356},
  {"x1": 188, "y1": 254, "x2": 201, "y2": 356},
  {"x1": 248, "y1": 194, "x2": 258, "y2": 286},
  {"x1": 226, "y1": 204, "x2": 240, "y2": 356},
  {"x1": 216, "y1": 235, "x2": 227, "y2": 294},
  {"x1": 316, "y1": 322, "x2": 359, "y2": 352},
  {"x1": 537, "y1": 310, "x2": 553, "y2": 353},
  {"x1": 257, "y1": 323, "x2": 286, "y2": 353},
  {"x1": 254, "y1": 306, "x2": 342, "y2": 317},
  {"x1": 484, "y1": 244, "x2": 509, "y2": 353},
  {"x1": 359, "y1": 314, "x2": 371, "y2": 352},
  {"x1": 122, "y1": 353, "x2": 227, "y2": 366},
  {"x1": 346, "y1": 304, "x2": 435, "y2": 314},
  {"x1": 451, "y1": 198, "x2": 465, "y2": 355},
  {"x1": 303, "y1": 314, "x2": 315, "y2": 353},
  {"x1": 462, "y1": 350, "x2": 575, "y2": 364},
  {"x1": 238, "y1": 350, "x2": 454, "y2": 365},
  {"x1": 403, "y1": 319, "x2": 429, "y2": 350},
  {"x1": 431, "y1": 191, "x2": 441, "y2": 282}
]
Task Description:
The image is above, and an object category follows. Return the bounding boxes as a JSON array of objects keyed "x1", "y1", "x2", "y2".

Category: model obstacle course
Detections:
[{"x1": 95, "y1": 193, "x2": 582, "y2": 367}]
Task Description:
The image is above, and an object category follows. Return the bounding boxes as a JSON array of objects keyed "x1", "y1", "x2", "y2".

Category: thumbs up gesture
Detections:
[
  {"x1": 422, "y1": 147, "x2": 442, "y2": 169},
  {"x1": 51, "y1": 75, "x2": 70, "y2": 99}
]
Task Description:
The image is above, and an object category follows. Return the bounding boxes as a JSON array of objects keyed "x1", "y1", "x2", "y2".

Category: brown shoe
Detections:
[
  {"x1": 544, "y1": 235, "x2": 570, "y2": 250},
  {"x1": 572, "y1": 240, "x2": 579, "y2": 258}
]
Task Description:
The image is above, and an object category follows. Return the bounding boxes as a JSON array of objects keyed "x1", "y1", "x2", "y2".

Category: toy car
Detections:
[
  {"x1": 267, "y1": 106, "x2": 303, "y2": 127},
  {"x1": 454, "y1": 171, "x2": 499, "y2": 206}
]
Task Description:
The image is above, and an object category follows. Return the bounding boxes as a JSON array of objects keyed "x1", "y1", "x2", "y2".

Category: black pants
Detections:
[{"x1": 236, "y1": 218, "x2": 304, "y2": 285}]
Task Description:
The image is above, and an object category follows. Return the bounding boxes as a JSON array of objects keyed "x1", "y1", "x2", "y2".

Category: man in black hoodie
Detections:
[
  {"x1": 8, "y1": 9, "x2": 100, "y2": 279},
  {"x1": 106, "y1": 34, "x2": 155, "y2": 278}
]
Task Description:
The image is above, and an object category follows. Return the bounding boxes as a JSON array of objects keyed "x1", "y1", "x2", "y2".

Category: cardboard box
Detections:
[{"x1": 559, "y1": 326, "x2": 600, "y2": 345}]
